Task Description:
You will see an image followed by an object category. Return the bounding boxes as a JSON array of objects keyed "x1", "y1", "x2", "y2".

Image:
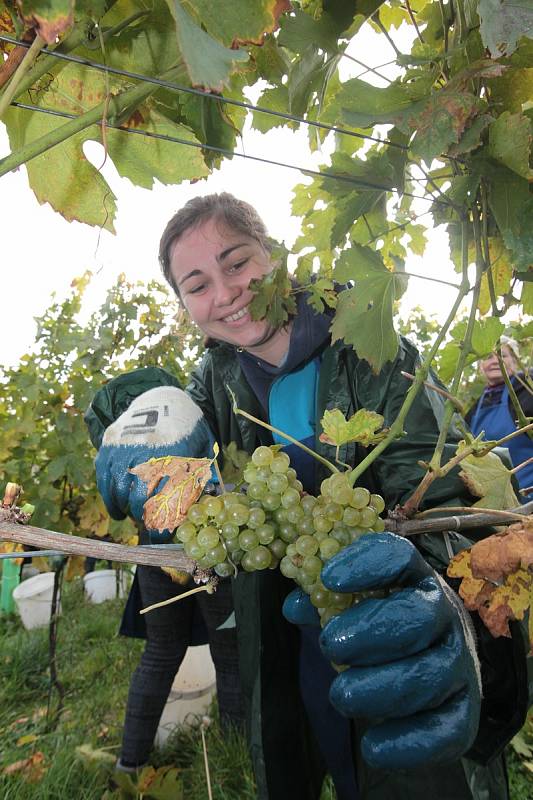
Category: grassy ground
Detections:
[{"x1": 0, "y1": 578, "x2": 531, "y2": 799}]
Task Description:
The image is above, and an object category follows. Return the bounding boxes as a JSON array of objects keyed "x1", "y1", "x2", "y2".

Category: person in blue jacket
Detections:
[
  {"x1": 466, "y1": 337, "x2": 533, "y2": 497},
  {"x1": 94, "y1": 192, "x2": 531, "y2": 800}
]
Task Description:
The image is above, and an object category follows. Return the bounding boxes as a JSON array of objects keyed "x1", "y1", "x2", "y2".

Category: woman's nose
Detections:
[{"x1": 213, "y1": 279, "x2": 240, "y2": 307}]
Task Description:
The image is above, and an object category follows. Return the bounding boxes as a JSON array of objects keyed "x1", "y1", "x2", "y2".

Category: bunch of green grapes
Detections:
[{"x1": 175, "y1": 445, "x2": 386, "y2": 624}]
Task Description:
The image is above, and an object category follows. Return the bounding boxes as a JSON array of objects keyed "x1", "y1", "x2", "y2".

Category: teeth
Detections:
[{"x1": 224, "y1": 307, "x2": 248, "y2": 322}]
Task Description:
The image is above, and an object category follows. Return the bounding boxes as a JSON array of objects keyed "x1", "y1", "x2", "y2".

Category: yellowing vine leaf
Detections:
[
  {"x1": 448, "y1": 521, "x2": 533, "y2": 644},
  {"x1": 458, "y1": 447, "x2": 518, "y2": 509},
  {"x1": 129, "y1": 456, "x2": 212, "y2": 532},
  {"x1": 319, "y1": 408, "x2": 388, "y2": 448}
]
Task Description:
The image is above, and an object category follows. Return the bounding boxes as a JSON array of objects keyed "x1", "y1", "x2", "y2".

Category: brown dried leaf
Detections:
[
  {"x1": 448, "y1": 521, "x2": 533, "y2": 644},
  {"x1": 130, "y1": 456, "x2": 212, "y2": 533},
  {"x1": 160, "y1": 566, "x2": 191, "y2": 585},
  {"x1": 3, "y1": 751, "x2": 46, "y2": 782}
]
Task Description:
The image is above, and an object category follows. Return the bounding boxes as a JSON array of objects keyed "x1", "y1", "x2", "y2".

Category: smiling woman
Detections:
[{"x1": 159, "y1": 193, "x2": 292, "y2": 364}]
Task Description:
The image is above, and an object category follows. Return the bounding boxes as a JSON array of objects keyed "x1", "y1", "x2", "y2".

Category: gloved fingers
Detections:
[
  {"x1": 321, "y1": 532, "x2": 432, "y2": 594},
  {"x1": 282, "y1": 588, "x2": 321, "y2": 626},
  {"x1": 328, "y1": 629, "x2": 464, "y2": 719},
  {"x1": 320, "y1": 576, "x2": 450, "y2": 665},
  {"x1": 360, "y1": 690, "x2": 480, "y2": 770}
]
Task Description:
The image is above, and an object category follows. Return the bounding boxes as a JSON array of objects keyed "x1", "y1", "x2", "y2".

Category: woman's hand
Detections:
[{"x1": 283, "y1": 532, "x2": 481, "y2": 770}]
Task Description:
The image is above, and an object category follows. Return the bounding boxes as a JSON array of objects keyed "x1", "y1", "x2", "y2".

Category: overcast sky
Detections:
[{"x1": 0, "y1": 23, "x2": 461, "y2": 368}]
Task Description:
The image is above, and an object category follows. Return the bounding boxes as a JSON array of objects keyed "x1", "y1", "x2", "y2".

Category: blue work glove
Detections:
[
  {"x1": 283, "y1": 532, "x2": 481, "y2": 770},
  {"x1": 95, "y1": 386, "x2": 215, "y2": 542}
]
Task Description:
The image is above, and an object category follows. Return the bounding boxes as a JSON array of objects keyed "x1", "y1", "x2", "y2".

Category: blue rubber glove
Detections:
[
  {"x1": 283, "y1": 532, "x2": 481, "y2": 770},
  {"x1": 95, "y1": 386, "x2": 215, "y2": 542}
]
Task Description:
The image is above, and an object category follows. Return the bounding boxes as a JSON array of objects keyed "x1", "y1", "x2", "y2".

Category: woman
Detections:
[
  {"x1": 95, "y1": 194, "x2": 528, "y2": 800},
  {"x1": 466, "y1": 338, "x2": 533, "y2": 494},
  {"x1": 154, "y1": 193, "x2": 527, "y2": 800}
]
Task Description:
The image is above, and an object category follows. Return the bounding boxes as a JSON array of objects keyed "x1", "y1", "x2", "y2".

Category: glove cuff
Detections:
[{"x1": 438, "y1": 575, "x2": 483, "y2": 698}]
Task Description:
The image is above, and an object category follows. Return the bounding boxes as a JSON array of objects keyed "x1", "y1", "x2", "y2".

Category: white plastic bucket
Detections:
[
  {"x1": 155, "y1": 645, "x2": 217, "y2": 746},
  {"x1": 12, "y1": 572, "x2": 60, "y2": 630},
  {"x1": 83, "y1": 569, "x2": 127, "y2": 604}
]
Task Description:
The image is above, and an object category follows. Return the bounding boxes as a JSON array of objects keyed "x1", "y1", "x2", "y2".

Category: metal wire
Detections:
[
  {"x1": 0, "y1": 33, "x2": 407, "y2": 150},
  {"x1": 9, "y1": 100, "x2": 452, "y2": 206}
]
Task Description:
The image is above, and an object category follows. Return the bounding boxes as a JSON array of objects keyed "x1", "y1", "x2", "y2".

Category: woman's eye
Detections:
[
  {"x1": 188, "y1": 283, "x2": 206, "y2": 295},
  {"x1": 229, "y1": 259, "x2": 248, "y2": 272}
]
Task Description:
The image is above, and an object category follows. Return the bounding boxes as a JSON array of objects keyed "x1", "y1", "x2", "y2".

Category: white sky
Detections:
[{"x1": 0, "y1": 23, "x2": 461, "y2": 369}]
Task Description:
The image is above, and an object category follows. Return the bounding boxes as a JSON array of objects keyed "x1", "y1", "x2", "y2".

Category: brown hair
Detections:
[{"x1": 159, "y1": 193, "x2": 273, "y2": 296}]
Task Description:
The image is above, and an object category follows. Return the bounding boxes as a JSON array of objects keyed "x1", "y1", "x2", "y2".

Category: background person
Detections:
[
  {"x1": 466, "y1": 336, "x2": 533, "y2": 495},
  {"x1": 95, "y1": 193, "x2": 530, "y2": 800}
]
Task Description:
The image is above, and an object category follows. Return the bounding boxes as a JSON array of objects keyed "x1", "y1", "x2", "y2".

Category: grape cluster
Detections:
[{"x1": 175, "y1": 445, "x2": 386, "y2": 623}]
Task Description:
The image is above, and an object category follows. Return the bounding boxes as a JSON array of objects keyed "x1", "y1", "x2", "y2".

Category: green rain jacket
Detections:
[{"x1": 186, "y1": 335, "x2": 532, "y2": 800}]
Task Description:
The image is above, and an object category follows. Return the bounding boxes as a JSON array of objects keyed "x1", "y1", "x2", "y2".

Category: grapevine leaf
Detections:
[
  {"x1": 331, "y1": 244, "x2": 405, "y2": 372},
  {"x1": 75, "y1": 744, "x2": 117, "y2": 768},
  {"x1": 251, "y1": 85, "x2": 291, "y2": 132},
  {"x1": 458, "y1": 450, "x2": 518, "y2": 510},
  {"x1": 129, "y1": 456, "x2": 212, "y2": 532},
  {"x1": 189, "y1": 0, "x2": 291, "y2": 47},
  {"x1": 448, "y1": 523, "x2": 533, "y2": 642},
  {"x1": 319, "y1": 407, "x2": 388, "y2": 447},
  {"x1": 136, "y1": 764, "x2": 184, "y2": 800},
  {"x1": 65, "y1": 556, "x2": 86, "y2": 581},
  {"x1": 78, "y1": 495, "x2": 110, "y2": 538},
  {"x1": 221, "y1": 441, "x2": 250, "y2": 485},
  {"x1": 2, "y1": 752, "x2": 46, "y2": 782},
  {"x1": 160, "y1": 566, "x2": 190, "y2": 584},
  {"x1": 16, "y1": 0, "x2": 74, "y2": 43},
  {"x1": 248, "y1": 259, "x2": 297, "y2": 328},
  {"x1": 166, "y1": 0, "x2": 249, "y2": 91},
  {"x1": 479, "y1": 0, "x2": 533, "y2": 57},
  {"x1": 487, "y1": 111, "x2": 533, "y2": 180},
  {"x1": 305, "y1": 278, "x2": 337, "y2": 314},
  {"x1": 410, "y1": 92, "x2": 480, "y2": 163},
  {"x1": 324, "y1": 77, "x2": 426, "y2": 129},
  {"x1": 478, "y1": 240, "x2": 514, "y2": 315},
  {"x1": 278, "y1": 8, "x2": 343, "y2": 53},
  {"x1": 447, "y1": 114, "x2": 494, "y2": 157}
]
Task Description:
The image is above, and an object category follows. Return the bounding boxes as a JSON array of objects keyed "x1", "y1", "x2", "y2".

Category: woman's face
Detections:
[
  {"x1": 169, "y1": 217, "x2": 280, "y2": 354},
  {"x1": 480, "y1": 346, "x2": 517, "y2": 386}
]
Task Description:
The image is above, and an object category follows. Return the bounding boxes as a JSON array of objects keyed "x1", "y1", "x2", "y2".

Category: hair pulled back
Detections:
[{"x1": 159, "y1": 192, "x2": 272, "y2": 296}]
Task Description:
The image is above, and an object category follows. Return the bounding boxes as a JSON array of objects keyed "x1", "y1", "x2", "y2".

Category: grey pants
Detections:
[{"x1": 120, "y1": 566, "x2": 244, "y2": 767}]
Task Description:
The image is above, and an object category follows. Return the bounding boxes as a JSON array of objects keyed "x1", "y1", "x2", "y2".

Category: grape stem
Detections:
[
  {"x1": 226, "y1": 384, "x2": 339, "y2": 474},
  {"x1": 140, "y1": 582, "x2": 215, "y2": 615}
]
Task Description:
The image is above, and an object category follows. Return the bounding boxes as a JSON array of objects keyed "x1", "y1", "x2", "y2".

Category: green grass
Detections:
[{"x1": 0, "y1": 578, "x2": 530, "y2": 799}]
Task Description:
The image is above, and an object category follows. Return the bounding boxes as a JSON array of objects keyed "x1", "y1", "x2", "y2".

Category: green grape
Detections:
[
  {"x1": 273, "y1": 507, "x2": 289, "y2": 523},
  {"x1": 241, "y1": 552, "x2": 256, "y2": 572},
  {"x1": 202, "y1": 496, "x2": 224, "y2": 517},
  {"x1": 313, "y1": 515, "x2": 333, "y2": 535},
  {"x1": 286, "y1": 467, "x2": 297, "y2": 483},
  {"x1": 281, "y1": 487, "x2": 301, "y2": 508},
  {"x1": 320, "y1": 477, "x2": 334, "y2": 498},
  {"x1": 249, "y1": 545, "x2": 272, "y2": 570},
  {"x1": 252, "y1": 446, "x2": 274, "y2": 466},
  {"x1": 225, "y1": 536, "x2": 241, "y2": 553},
  {"x1": 229, "y1": 503, "x2": 250, "y2": 526},
  {"x1": 359, "y1": 507, "x2": 378, "y2": 529},
  {"x1": 208, "y1": 544, "x2": 227, "y2": 563},
  {"x1": 310, "y1": 584, "x2": 332, "y2": 609},
  {"x1": 243, "y1": 465, "x2": 259, "y2": 484},
  {"x1": 286, "y1": 505, "x2": 304, "y2": 524},
  {"x1": 268, "y1": 473, "x2": 289, "y2": 494},
  {"x1": 278, "y1": 522, "x2": 297, "y2": 543},
  {"x1": 329, "y1": 591, "x2": 353, "y2": 610},
  {"x1": 229, "y1": 548, "x2": 244, "y2": 564},
  {"x1": 187, "y1": 505, "x2": 208, "y2": 526},
  {"x1": 280, "y1": 556, "x2": 299, "y2": 580},
  {"x1": 301, "y1": 495, "x2": 317, "y2": 514},
  {"x1": 302, "y1": 555, "x2": 323, "y2": 579},
  {"x1": 330, "y1": 481, "x2": 354, "y2": 506},
  {"x1": 256, "y1": 466, "x2": 272, "y2": 482},
  {"x1": 213, "y1": 510, "x2": 228, "y2": 526},
  {"x1": 239, "y1": 528, "x2": 259, "y2": 551},
  {"x1": 248, "y1": 507, "x2": 266, "y2": 528},
  {"x1": 269, "y1": 557, "x2": 280, "y2": 571},
  {"x1": 269, "y1": 539, "x2": 287, "y2": 560},
  {"x1": 319, "y1": 607, "x2": 342, "y2": 625},
  {"x1": 215, "y1": 562, "x2": 234, "y2": 578},
  {"x1": 297, "y1": 516, "x2": 315, "y2": 536},
  {"x1": 296, "y1": 534, "x2": 319, "y2": 557},
  {"x1": 312, "y1": 528, "x2": 329, "y2": 543},
  {"x1": 197, "y1": 526, "x2": 220, "y2": 549},
  {"x1": 262, "y1": 492, "x2": 282, "y2": 511},
  {"x1": 350, "y1": 486, "x2": 371, "y2": 509},
  {"x1": 197, "y1": 553, "x2": 217, "y2": 569},
  {"x1": 319, "y1": 538, "x2": 341, "y2": 560},
  {"x1": 257, "y1": 523, "x2": 276, "y2": 545},
  {"x1": 373, "y1": 517, "x2": 385, "y2": 532},
  {"x1": 332, "y1": 528, "x2": 351, "y2": 547},
  {"x1": 324, "y1": 502, "x2": 343, "y2": 522},
  {"x1": 185, "y1": 541, "x2": 205, "y2": 560},
  {"x1": 286, "y1": 543, "x2": 298, "y2": 559},
  {"x1": 248, "y1": 481, "x2": 267, "y2": 500},
  {"x1": 270, "y1": 452, "x2": 291, "y2": 473},
  {"x1": 342, "y1": 507, "x2": 362, "y2": 527},
  {"x1": 176, "y1": 522, "x2": 197, "y2": 543},
  {"x1": 370, "y1": 493, "x2": 386, "y2": 514},
  {"x1": 221, "y1": 522, "x2": 240, "y2": 540},
  {"x1": 223, "y1": 492, "x2": 245, "y2": 508}
]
